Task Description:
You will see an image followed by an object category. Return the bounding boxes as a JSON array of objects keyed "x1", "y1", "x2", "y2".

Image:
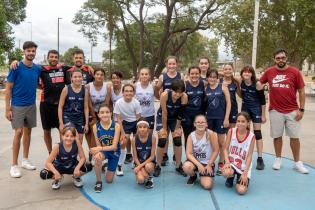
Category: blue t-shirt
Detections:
[{"x1": 7, "y1": 61, "x2": 41, "y2": 106}]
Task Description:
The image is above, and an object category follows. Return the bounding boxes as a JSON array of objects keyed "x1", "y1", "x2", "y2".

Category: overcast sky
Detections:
[{"x1": 13, "y1": 0, "x2": 230, "y2": 64}]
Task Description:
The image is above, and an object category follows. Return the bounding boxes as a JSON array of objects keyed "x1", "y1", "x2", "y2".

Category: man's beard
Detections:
[
  {"x1": 75, "y1": 62, "x2": 82, "y2": 67},
  {"x1": 25, "y1": 55, "x2": 35, "y2": 61},
  {"x1": 276, "y1": 61, "x2": 286, "y2": 69}
]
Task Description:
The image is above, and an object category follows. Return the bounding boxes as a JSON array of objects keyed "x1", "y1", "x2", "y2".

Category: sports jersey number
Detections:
[{"x1": 228, "y1": 157, "x2": 242, "y2": 169}]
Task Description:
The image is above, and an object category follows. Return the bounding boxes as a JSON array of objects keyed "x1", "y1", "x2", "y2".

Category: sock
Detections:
[{"x1": 118, "y1": 149, "x2": 127, "y2": 166}]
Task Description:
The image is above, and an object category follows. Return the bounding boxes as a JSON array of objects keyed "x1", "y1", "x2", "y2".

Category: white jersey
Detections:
[
  {"x1": 191, "y1": 131, "x2": 212, "y2": 165},
  {"x1": 111, "y1": 86, "x2": 123, "y2": 107},
  {"x1": 89, "y1": 82, "x2": 107, "y2": 113},
  {"x1": 113, "y1": 98, "x2": 141, "y2": 122},
  {"x1": 228, "y1": 128, "x2": 254, "y2": 178},
  {"x1": 135, "y1": 82, "x2": 155, "y2": 117}
]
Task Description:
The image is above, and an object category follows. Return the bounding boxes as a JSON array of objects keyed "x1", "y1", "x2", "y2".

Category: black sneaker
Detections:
[
  {"x1": 161, "y1": 153, "x2": 168, "y2": 167},
  {"x1": 124, "y1": 154, "x2": 133, "y2": 164},
  {"x1": 102, "y1": 162, "x2": 108, "y2": 172},
  {"x1": 256, "y1": 157, "x2": 265, "y2": 170},
  {"x1": 225, "y1": 176, "x2": 234, "y2": 188},
  {"x1": 153, "y1": 165, "x2": 161, "y2": 177},
  {"x1": 176, "y1": 164, "x2": 187, "y2": 177},
  {"x1": 186, "y1": 174, "x2": 197, "y2": 185},
  {"x1": 144, "y1": 177, "x2": 154, "y2": 189},
  {"x1": 94, "y1": 181, "x2": 102, "y2": 193},
  {"x1": 116, "y1": 165, "x2": 124, "y2": 176}
]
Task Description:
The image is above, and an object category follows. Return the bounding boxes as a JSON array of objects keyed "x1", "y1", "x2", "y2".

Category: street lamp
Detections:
[
  {"x1": 252, "y1": 0, "x2": 260, "y2": 70},
  {"x1": 27, "y1": 21, "x2": 32, "y2": 41},
  {"x1": 57, "y1": 17, "x2": 62, "y2": 53}
]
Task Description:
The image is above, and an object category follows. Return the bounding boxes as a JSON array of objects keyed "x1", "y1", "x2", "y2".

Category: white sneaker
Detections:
[
  {"x1": 272, "y1": 157, "x2": 282, "y2": 170},
  {"x1": 52, "y1": 180, "x2": 61, "y2": 190},
  {"x1": 294, "y1": 161, "x2": 309, "y2": 174},
  {"x1": 10, "y1": 165, "x2": 22, "y2": 178},
  {"x1": 116, "y1": 165, "x2": 124, "y2": 176},
  {"x1": 73, "y1": 177, "x2": 84, "y2": 188},
  {"x1": 21, "y1": 159, "x2": 36, "y2": 170}
]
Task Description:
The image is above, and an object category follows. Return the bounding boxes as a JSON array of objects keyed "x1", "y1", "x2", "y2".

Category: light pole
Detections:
[
  {"x1": 252, "y1": 0, "x2": 260, "y2": 70},
  {"x1": 57, "y1": 17, "x2": 62, "y2": 53},
  {"x1": 27, "y1": 21, "x2": 32, "y2": 41}
]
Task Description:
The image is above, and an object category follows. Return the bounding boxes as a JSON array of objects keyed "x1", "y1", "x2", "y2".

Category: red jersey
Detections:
[{"x1": 260, "y1": 66, "x2": 304, "y2": 113}]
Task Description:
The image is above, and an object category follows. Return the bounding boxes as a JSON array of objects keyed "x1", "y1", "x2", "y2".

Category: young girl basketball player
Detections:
[
  {"x1": 183, "y1": 115, "x2": 219, "y2": 190},
  {"x1": 58, "y1": 69, "x2": 89, "y2": 143},
  {"x1": 198, "y1": 57, "x2": 211, "y2": 82},
  {"x1": 222, "y1": 112, "x2": 255, "y2": 195},
  {"x1": 90, "y1": 104, "x2": 121, "y2": 193},
  {"x1": 131, "y1": 119, "x2": 156, "y2": 189},
  {"x1": 40, "y1": 127, "x2": 92, "y2": 190}
]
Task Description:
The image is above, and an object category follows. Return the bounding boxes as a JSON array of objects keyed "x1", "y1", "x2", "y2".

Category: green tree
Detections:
[
  {"x1": 214, "y1": 0, "x2": 315, "y2": 69},
  {"x1": 60, "y1": 46, "x2": 83, "y2": 66},
  {"x1": 8, "y1": 48, "x2": 23, "y2": 63},
  {"x1": 0, "y1": 0, "x2": 27, "y2": 65}
]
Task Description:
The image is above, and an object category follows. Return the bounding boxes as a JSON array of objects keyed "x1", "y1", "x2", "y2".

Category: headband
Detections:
[{"x1": 136, "y1": 120, "x2": 149, "y2": 127}]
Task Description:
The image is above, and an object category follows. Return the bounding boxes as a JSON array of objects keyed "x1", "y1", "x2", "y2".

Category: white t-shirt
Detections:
[
  {"x1": 113, "y1": 97, "x2": 141, "y2": 122},
  {"x1": 135, "y1": 82, "x2": 155, "y2": 117},
  {"x1": 89, "y1": 82, "x2": 107, "y2": 113}
]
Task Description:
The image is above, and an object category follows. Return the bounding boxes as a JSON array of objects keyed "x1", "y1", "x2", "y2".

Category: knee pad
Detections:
[
  {"x1": 158, "y1": 138, "x2": 167, "y2": 148},
  {"x1": 254, "y1": 130, "x2": 262, "y2": 140},
  {"x1": 173, "y1": 136, "x2": 182, "y2": 147},
  {"x1": 40, "y1": 169, "x2": 51, "y2": 180},
  {"x1": 82, "y1": 162, "x2": 93, "y2": 173}
]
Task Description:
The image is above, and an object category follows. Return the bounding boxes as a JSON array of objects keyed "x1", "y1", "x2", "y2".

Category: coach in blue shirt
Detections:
[{"x1": 5, "y1": 41, "x2": 41, "y2": 178}]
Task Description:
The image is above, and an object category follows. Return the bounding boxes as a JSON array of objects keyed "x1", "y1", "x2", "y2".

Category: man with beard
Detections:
[
  {"x1": 257, "y1": 48, "x2": 308, "y2": 174},
  {"x1": 5, "y1": 41, "x2": 42, "y2": 178},
  {"x1": 64, "y1": 49, "x2": 94, "y2": 85}
]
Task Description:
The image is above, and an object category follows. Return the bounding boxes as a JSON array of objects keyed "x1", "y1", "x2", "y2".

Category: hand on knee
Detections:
[
  {"x1": 222, "y1": 166, "x2": 234, "y2": 178},
  {"x1": 145, "y1": 163, "x2": 154, "y2": 174},
  {"x1": 182, "y1": 162, "x2": 194, "y2": 175}
]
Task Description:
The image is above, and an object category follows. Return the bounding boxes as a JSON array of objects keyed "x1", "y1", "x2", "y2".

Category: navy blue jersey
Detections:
[
  {"x1": 53, "y1": 142, "x2": 78, "y2": 170},
  {"x1": 135, "y1": 133, "x2": 153, "y2": 163},
  {"x1": 162, "y1": 72, "x2": 181, "y2": 91},
  {"x1": 63, "y1": 85, "x2": 85, "y2": 119},
  {"x1": 220, "y1": 78, "x2": 238, "y2": 115},
  {"x1": 157, "y1": 90, "x2": 182, "y2": 120},
  {"x1": 65, "y1": 66, "x2": 94, "y2": 85},
  {"x1": 241, "y1": 81, "x2": 261, "y2": 108},
  {"x1": 205, "y1": 84, "x2": 226, "y2": 119},
  {"x1": 184, "y1": 80, "x2": 205, "y2": 115},
  {"x1": 95, "y1": 120, "x2": 121, "y2": 155}
]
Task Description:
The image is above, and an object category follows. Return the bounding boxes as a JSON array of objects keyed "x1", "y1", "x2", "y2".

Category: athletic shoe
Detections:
[
  {"x1": 186, "y1": 174, "x2": 197, "y2": 185},
  {"x1": 124, "y1": 153, "x2": 133, "y2": 164},
  {"x1": 21, "y1": 159, "x2": 36, "y2": 170},
  {"x1": 88, "y1": 153, "x2": 93, "y2": 162},
  {"x1": 256, "y1": 157, "x2": 265, "y2": 170},
  {"x1": 293, "y1": 161, "x2": 309, "y2": 174},
  {"x1": 10, "y1": 165, "x2": 22, "y2": 178},
  {"x1": 144, "y1": 177, "x2": 154, "y2": 189},
  {"x1": 94, "y1": 181, "x2": 102, "y2": 193},
  {"x1": 272, "y1": 157, "x2": 282, "y2": 170},
  {"x1": 176, "y1": 164, "x2": 187, "y2": 177},
  {"x1": 73, "y1": 177, "x2": 83, "y2": 188},
  {"x1": 153, "y1": 165, "x2": 161, "y2": 177},
  {"x1": 52, "y1": 180, "x2": 61, "y2": 190},
  {"x1": 116, "y1": 165, "x2": 124, "y2": 176},
  {"x1": 225, "y1": 177, "x2": 234, "y2": 188},
  {"x1": 102, "y1": 162, "x2": 108, "y2": 172},
  {"x1": 216, "y1": 162, "x2": 224, "y2": 176},
  {"x1": 161, "y1": 153, "x2": 168, "y2": 166}
]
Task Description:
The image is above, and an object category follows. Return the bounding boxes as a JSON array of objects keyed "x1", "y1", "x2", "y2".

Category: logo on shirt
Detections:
[{"x1": 272, "y1": 75, "x2": 288, "y2": 84}]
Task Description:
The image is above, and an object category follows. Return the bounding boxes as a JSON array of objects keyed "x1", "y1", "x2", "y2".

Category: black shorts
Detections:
[
  {"x1": 40, "y1": 162, "x2": 93, "y2": 179},
  {"x1": 227, "y1": 170, "x2": 250, "y2": 187},
  {"x1": 122, "y1": 120, "x2": 137, "y2": 135},
  {"x1": 40, "y1": 102, "x2": 59, "y2": 130},
  {"x1": 144, "y1": 115, "x2": 155, "y2": 130}
]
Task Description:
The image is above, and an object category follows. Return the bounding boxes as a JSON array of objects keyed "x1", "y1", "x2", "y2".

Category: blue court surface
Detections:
[{"x1": 81, "y1": 153, "x2": 314, "y2": 210}]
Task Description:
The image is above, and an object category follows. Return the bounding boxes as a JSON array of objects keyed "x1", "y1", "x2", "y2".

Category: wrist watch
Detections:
[{"x1": 299, "y1": 108, "x2": 305, "y2": 112}]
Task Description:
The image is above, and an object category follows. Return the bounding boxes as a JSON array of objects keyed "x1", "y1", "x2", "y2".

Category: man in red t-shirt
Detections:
[{"x1": 257, "y1": 48, "x2": 308, "y2": 174}]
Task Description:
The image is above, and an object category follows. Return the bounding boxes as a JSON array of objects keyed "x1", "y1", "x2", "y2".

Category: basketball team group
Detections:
[{"x1": 4, "y1": 41, "x2": 309, "y2": 196}]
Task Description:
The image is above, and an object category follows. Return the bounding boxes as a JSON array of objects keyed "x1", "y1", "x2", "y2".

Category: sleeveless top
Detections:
[
  {"x1": 162, "y1": 72, "x2": 181, "y2": 91},
  {"x1": 95, "y1": 120, "x2": 121, "y2": 155},
  {"x1": 241, "y1": 81, "x2": 261, "y2": 108},
  {"x1": 191, "y1": 131, "x2": 212, "y2": 165},
  {"x1": 89, "y1": 82, "x2": 107, "y2": 113},
  {"x1": 135, "y1": 133, "x2": 153, "y2": 163},
  {"x1": 111, "y1": 86, "x2": 123, "y2": 107},
  {"x1": 135, "y1": 82, "x2": 155, "y2": 117},
  {"x1": 53, "y1": 142, "x2": 78, "y2": 170},
  {"x1": 157, "y1": 90, "x2": 182, "y2": 120},
  {"x1": 185, "y1": 80, "x2": 204, "y2": 116},
  {"x1": 220, "y1": 78, "x2": 238, "y2": 116},
  {"x1": 63, "y1": 85, "x2": 85, "y2": 119},
  {"x1": 205, "y1": 84, "x2": 226, "y2": 119},
  {"x1": 228, "y1": 128, "x2": 254, "y2": 178}
]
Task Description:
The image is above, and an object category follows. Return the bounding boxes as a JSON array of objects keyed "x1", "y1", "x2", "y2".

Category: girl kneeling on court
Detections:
[
  {"x1": 183, "y1": 115, "x2": 219, "y2": 190},
  {"x1": 222, "y1": 112, "x2": 255, "y2": 195},
  {"x1": 131, "y1": 119, "x2": 156, "y2": 189},
  {"x1": 90, "y1": 104, "x2": 121, "y2": 193},
  {"x1": 40, "y1": 127, "x2": 92, "y2": 190}
]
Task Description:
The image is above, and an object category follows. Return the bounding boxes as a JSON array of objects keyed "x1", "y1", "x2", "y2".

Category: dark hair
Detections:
[
  {"x1": 47, "y1": 49, "x2": 59, "y2": 58},
  {"x1": 111, "y1": 71, "x2": 123, "y2": 79},
  {"x1": 273, "y1": 48, "x2": 287, "y2": 58},
  {"x1": 237, "y1": 112, "x2": 251, "y2": 130},
  {"x1": 206, "y1": 69, "x2": 219, "y2": 78},
  {"x1": 188, "y1": 66, "x2": 201, "y2": 74},
  {"x1": 122, "y1": 84, "x2": 135, "y2": 92},
  {"x1": 171, "y1": 79, "x2": 185, "y2": 92},
  {"x1": 241, "y1": 65, "x2": 256, "y2": 83},
  {"x1": 98, "y1": 104, "x2": 111, "y2": 113},
  {"x1": 198, "y1": 56, "x2": 210, "y2": 64},
  {"x1": 61, "y1": 127, "x2": 76, "y2": 137},
  {"x1": 93, "y1": 66, "x2": 105, "y2": 76},
  {"x1": 23, "y1": 41, "x2": 38, "y2": 50},
  {"x1": 164, "y1": 55, "x2": 178, "y2": 64},
  {"x1": 73, "y1": 49, "x2": 84, "y2": 57},
  {"x1": 223, "y1": 63, "x2": 234, "y2": 69},
  {"x1": 70, "y1": 68, "x2": 83, "y2": 77}
]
